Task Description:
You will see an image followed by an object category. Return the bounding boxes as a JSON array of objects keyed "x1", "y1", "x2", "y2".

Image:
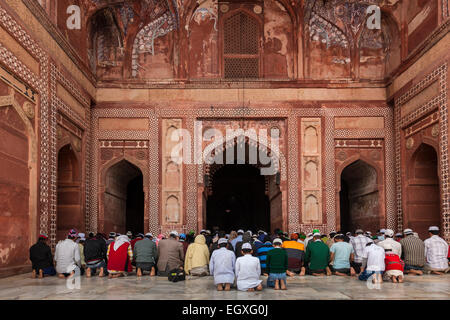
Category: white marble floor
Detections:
[{"x1": 0, "y1": 273, "x2": 449, "y2": 300}]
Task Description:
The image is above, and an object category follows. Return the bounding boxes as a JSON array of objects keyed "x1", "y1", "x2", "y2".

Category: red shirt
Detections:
[
  {"x1": 385, "y1": 253, "x2": 404, "y2": 272},
  {"x1": 107, "y1": 242, "x2": 132, "y2": 272}
]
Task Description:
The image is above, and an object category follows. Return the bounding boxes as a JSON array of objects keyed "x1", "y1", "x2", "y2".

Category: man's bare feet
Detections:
[
  {"x1": 86, "y1": 268, "x2": 92, "y2": 278},
  {"x1": 58, "y1": 273, "x2": 65, "y2": 279},
  {"x1": 256, "y1": 284, "x2": 263, "y2": 291},
  {"x1": 32, "y1": 270, "x2": 36, "y2": 279},
  {"x1": 274, "y1": 281, "x2": 280, "y2": 290},
  {"x1": 326, "y1": 267, "x2": 332, "y2": 276},
  {"x1": 392, "y1": 276, "x2": 397, "y2": 283},
  {"x1": 150, "y1": 267, "x2": 156, "y2": 277},
  {"x1": 224, "y1": 283, "x2": 231, "y2": 291},
  {"x1": 378, "y1": 274, "x2": 383, "y2": 283},
  {"x1": 398, "y1": 276, "x2": 404, "y2": 283},
  {"x1": 247, "y1": 288, "x2": 255, "y2": 292},
  {"x1": 280, "y1": 280, "x2": 287, "y2": 290},
  {"x1": 99, "y1": 268, "x2": 104, "y2": 277},
  {"x1": 350, "y1": 268, "x2": 356, "y2": 277},
  {"x1": 431, "y1": 271, "x2": 444, "y2": 275},
  {"x1": 217, "y1": 284, "x2": 223, "y2": 291},
  {"x1": 286, "y1": 270, "x2": 295, "y2": 277},
  {"x1": 38, "y1": 269, "x2": 44, "y2": 279},
  {"x1": 335, "y1": 272, "x2": 348, "y2": 277},
  {"x1": 408, "y1": 269, "x2": 423, "y2": 276},
  {"x1": 137, "y1": 268, "x2": 142, "y2": 277},
  {"x1": 299, "y1": 267, "x2": 306, "y2": 276}
]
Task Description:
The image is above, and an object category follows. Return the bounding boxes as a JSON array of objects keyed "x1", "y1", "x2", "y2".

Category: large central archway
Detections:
[
  {"x1": 204, "y1": 141, "x2": 279, "y2": 233},
  {"x1": 206, "y1": 164, "x2": 270, "y2": 232}
]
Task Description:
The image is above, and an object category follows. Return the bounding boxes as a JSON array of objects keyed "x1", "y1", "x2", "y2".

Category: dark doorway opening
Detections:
[
  {"x1": 104, "y1": 160, "x2": 144, "y2": 234},
  {"x1": 206, "y1": 164, "x2": 270, "y2": 233},
  {"x1": 406, "y1": 143, "x2": 440, "y2": 239},
  {"x1": 57, "y1": 144, "x2": 82, "y2": 241},
  {"x1": 126, "y1": 174, "x2": 144, "y2": 234},
  {"x1": 340, "y1": 160, "x2": 379, "y2": 233}
]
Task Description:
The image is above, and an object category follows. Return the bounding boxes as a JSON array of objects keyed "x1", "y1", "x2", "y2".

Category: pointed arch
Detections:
[{"x1": 337, "y1": 157, "x2": 383, "y2": 232}]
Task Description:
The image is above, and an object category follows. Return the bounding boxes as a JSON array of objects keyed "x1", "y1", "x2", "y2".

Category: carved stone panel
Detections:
[
  {"x1": 161, "y1": 119, "x2": 183, "y2": 225},
  {"x1": 300, "y1": 118, "x2": 322, "y2": 224}
]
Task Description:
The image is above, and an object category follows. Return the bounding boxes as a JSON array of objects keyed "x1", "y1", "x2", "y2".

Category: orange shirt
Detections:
[{"x1": 282, "y1": 240, "x2": 305, "y2": 251}]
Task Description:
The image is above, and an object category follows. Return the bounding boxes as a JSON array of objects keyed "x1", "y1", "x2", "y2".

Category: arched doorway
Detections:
[
  {"x1": 406, "y1": 143, "x2": 440, "y2": 239},
  {"x1": 205, "y1": 142, "x2": 276, "y2": 232},
  {"x1": 57, "y1": 144, "x2": 82, "y2": 241},
  {"x1": 103, "y1": 160, "x2": 144, "y2": 234},
  {"x1": 339, "y1": 160, "x2": 380, "y2": 233}
]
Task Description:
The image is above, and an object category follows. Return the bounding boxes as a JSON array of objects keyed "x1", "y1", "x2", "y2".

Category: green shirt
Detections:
[
  {"x1": 305, "y1": 240, "x2": 330, "y2": 270},
  {"x1": 266, "y1": 247, "x2": 288, "y2": 274}
]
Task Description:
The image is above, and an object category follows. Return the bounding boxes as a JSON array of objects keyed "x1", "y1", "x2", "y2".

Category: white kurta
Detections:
[
  {"x1": 209, "y1": 247, "x2": 236, "y2": 285},
  {"x1": 54, "y1": 239, "x2": 81, "y2": 274},
  {"x1": 235, "y1": 254, "x2": 262, "y2": 291}
]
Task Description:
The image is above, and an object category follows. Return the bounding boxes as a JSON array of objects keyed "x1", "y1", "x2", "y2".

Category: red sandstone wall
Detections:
[{"x1": 0, "y1": 85, "x2": 31, "y2": 275}]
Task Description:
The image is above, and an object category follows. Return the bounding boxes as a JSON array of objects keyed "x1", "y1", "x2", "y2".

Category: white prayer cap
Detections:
[
  {"x1": 380, "y1": 229, "x2": 386, "y2": 234},
  {"x1": 145, "y1": 232, "x2": 153, "y2": 238},
  {"x1": 126, "y1": 231, "x2": 133, "y2": 237},
  {"x1": 395, "y1": 233, "x2": 402, "y2": 237},
  {"x1": 307, "y1": 233, "x2": 313, "y2": 237},
  {"x1": 218, "y1": 238, "x2": 228, "y2": 245},
  {"x1": 428, "y1": 226, "x2": 439, "y2": 231},
  {"x1": 170, "y1": 230, "x2": 179, "y2": 237},
  {"x1": 273, "y1": 238, "x2": 283, "y2": 245},
  {"x1": 200, "y1": 229, "x2": 206, "y2": 234},
  {"x1": 313, "y1": 232, "x2": 321, "y2": 237},
  {"x1": 242, "y1": 243, "x2": 252, "y2": 250},
  {"x1": 237, "y1": 229, "x2": 244, "y2": 234},
  {"x1": 246, "y1": 230, "x2": 253, "y2": 236},
  {"x1": 78, "y1": 233, "x2": 85, "y2": 238},
  {"x1": 355, "y1": 229, "x2": 364, "y2": 234},
  {"x1": 384, "y1": 229, "x2": 394, "y2": 237},
  {"x1": 403, "y1": 228, "x2": 413, "y2": 235}
]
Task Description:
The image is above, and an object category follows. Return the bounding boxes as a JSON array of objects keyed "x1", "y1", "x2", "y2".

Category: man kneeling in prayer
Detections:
[
  {"x1": 209, "y1": 238, "x2": 236, "y2": 291},
  {"x1": 235, "y1": 243, "x2": 263, "y2": 292}
]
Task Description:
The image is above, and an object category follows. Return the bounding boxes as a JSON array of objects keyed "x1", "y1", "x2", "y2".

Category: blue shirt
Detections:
[
  {"x1": 330, "y1": 241, "x2": 354, "y2": 269},
  {"x1": 256, "y1": 242, "x2": 274, "y2": 269}
]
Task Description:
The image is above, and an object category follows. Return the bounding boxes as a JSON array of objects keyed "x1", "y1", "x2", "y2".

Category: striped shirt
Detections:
[
  {"x1": 424, "y1": 235, "x2": 449, "y2": 270},
  {"x1": 256, "y1": 242, "x2": 274, "y2": 269},
  {"x1": 400, "y1": 235, "x2": 425, "y2": 267},
  {"x1": 350, "y1": 235, "x2": 371, "y2": 263}
]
